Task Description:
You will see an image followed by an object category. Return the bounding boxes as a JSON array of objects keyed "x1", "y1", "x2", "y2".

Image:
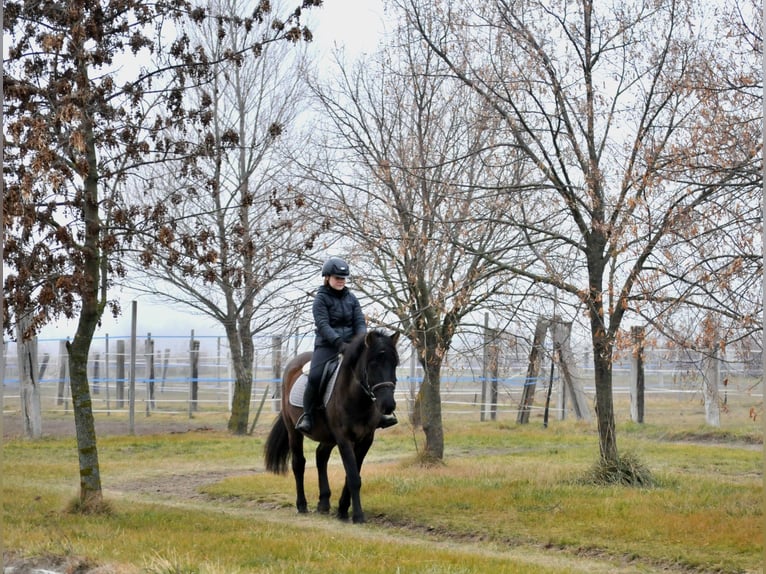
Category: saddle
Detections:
[{"x1": 289, "y1": 355, "x2": 342, "y2": 408}]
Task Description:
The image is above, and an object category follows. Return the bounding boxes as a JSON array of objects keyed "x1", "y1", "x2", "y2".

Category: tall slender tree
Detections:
[
  {"x1": 128, "y1": 0, "x2": 324, "y2": 434},
  {"x1": 3, "y1": 0, "x2": 320, "y2": 508}
]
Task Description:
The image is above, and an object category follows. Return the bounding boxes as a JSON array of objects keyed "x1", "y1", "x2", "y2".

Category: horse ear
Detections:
[
  {"x1": 364, "y1": 331, "x2": 373, "y2": 348},
  {"x1": 390, "y1": 331, "x2": 400, "y2": 346}
]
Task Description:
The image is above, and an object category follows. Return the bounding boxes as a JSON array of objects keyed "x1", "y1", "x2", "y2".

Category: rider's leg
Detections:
[
  {"x1": 295, "y1": 377, "x2": 317, "y2": 433},
  {"x1": 296, "y1": 346, "x2": 335, "y2": 433}
]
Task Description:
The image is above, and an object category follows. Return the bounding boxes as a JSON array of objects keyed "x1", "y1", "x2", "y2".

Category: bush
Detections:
[{"x1": 582, "y1": 451, "x2": 654, "y2": 487}]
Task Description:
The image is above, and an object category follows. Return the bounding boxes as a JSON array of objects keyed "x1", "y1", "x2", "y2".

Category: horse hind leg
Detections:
[
  {"x1": 289, "y1": 431, "x2": 308, "y2": 514},
  {"x1": 315, "y1": 443, "x2": 334, "y2": 514}
]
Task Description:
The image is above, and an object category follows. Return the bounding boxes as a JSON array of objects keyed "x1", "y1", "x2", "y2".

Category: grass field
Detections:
[{"x1": 2, "y1": 395, "x2": 763, "y2": 574}]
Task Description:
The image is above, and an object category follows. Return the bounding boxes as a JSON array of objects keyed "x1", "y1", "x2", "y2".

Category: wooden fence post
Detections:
[
  {"x1": 490, "y1": 343, "x2": 499, "y2": 421},
  {"x1": 543, "y1": 344, "x2": 558, "y2": 428},
  {"x1": 517, "y1": 317, "x2": 549, "y2": 424},
  {"x1": 104, "y1": 334, "x2": 111, "y2": 413},
  {"x1": 0, "y1": 337, "x2": 8, "y2": 411},
  {"x1": 129, "y1": 301, "x2": 137, "y2": 434},
  {"x1": 57, "y1": 340, "x2": 68, "y2": 406},
  {"x1": 550, "y1": 319, "x2": 591, "y2": 422},
  {"x1": 145, "y1": 334, "x2": 155, "y2": 415},
  {"x1": 703, "y1": 344, "x2": 721, "y2": 427},
  {"x1": 480, "y1": 316, "x2": 500, "y2": 422},
  {"x1": 92, "y1": 352, "x2": 100, "y2": 395},
  {"x1": 0, "y1": 340, "x2": 5, "y2": 411},
  {"x1": 16, "y1": 314, "x2": 42, "y2": 439},
  {"x1": 189, "y1": 332, "x2": 200, "y2": 417},
  {"x1": 115, "y1": 339, "x2": 126, "y2": 408},
  {"x1": 408, "y1": 349, "x2": 418, "y2": 422},
  {"x1": 38, "y1": 352, "x2": 50, "y2": 382},
  {"x1": 216, "y1": 337, "x2": 222, "y2": 389},
  {"x1": 483, "y1": 327, "x2": 500, "y2": 422},
  {"x1": 630, "y1": 326, "x2": 645, "y2": 423},
  {"x1": 161, "y1": 348, "x2": 170, "y2": 393},
  {"x1": 271, "y1": 335, "x2": 282, "y2": 412},
  {"x1": 251, "y1": 347, "x2": 258, "y2": 413},
  {"x1": 481, "y1": 314, "x2": 489, "y2": 421}
]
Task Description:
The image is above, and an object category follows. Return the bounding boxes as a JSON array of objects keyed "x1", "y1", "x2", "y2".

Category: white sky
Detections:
[
  {"x1": 308, "y1": 0, "x2": 386, "y2": 58},
  {"x1": 33, "y1": 1, "x2": 388, "y2": 342}
]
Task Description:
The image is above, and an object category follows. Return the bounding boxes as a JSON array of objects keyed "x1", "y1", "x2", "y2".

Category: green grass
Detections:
[{"x1": 3, "y1": 415, "x2": 763, "y2": 573}]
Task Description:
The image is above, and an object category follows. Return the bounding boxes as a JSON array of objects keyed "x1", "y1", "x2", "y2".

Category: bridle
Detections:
[{"x1": 356, "y1": 354, "x2": 396, "y2": 403}]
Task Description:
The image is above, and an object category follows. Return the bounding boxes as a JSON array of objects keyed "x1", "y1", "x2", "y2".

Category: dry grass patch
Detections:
[{"x1": 3, "y1": 418, "x2": 762, "y2": 573}]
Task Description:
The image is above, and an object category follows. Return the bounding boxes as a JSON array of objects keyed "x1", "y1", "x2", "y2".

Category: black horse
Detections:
[{"x1": 264, "y1": 329, "x2": 400, "y2": 523}]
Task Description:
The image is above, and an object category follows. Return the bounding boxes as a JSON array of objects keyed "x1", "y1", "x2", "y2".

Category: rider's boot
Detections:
[
  {"x1": 295, "y1": 380, "x2": 317, "y2": 434},
  {"x1": 377, "y1": 413, "x2": 398, "y2": 429}
]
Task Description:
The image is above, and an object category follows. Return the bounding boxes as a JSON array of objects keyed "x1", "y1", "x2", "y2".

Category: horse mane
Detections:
[{"x1": 343, "y1": 329, "x2": 399, "y2": 371}]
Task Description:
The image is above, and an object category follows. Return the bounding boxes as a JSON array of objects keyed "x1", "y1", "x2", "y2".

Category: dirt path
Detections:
[{"x1": 108, "y1": 468, "x2": 667, "y2": 574}]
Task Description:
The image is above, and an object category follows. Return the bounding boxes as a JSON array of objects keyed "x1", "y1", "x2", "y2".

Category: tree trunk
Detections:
[
  {"x1": 591, "y1": 327, "x2": 618, "y2": 464},
  {"x1": 68, "y1": 332, "x2": 103, "y2": 507},
  {"x1": 67, "y1": 102, "x2": 104, "y2": 509},
  {"x1": 67, "y1": 266, "x2": 103, "y2": 505},
  {"x1": 226, "y1": 322, "x2": 253, "y2": 435},
  {"x1": 585, "y1": 228, "x2": 619, "y2": 464},
  {"x1": 225, "y1": 84, "x2": 257, "y2": 436},
  {"x1": 417, "y1": 348, "x2": 444, "y2": 461},
  {"x1": 630, "y1": 326, "x2": 645, "y2": 424}
]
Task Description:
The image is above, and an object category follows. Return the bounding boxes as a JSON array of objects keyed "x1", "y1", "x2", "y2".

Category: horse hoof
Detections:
[
  {"x1": 297, "y1": 506, "x2": 308, "y2": 514},
  {"x1": 317, "y1": 504, "x2": 330, "y2": 514},
  {"x1": 352, "y1": 515, "x2": 366, "y2": 524},
  {"x1": 337, "y1": 511, "x2": 349, "y2": 522}
]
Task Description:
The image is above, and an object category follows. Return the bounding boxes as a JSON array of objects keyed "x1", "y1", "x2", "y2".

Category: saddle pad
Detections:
[
  {"x1": 288, "y1": 374, "x2": 309, "y2": 408},
  {"x1": 288, "y1": 356, "x2": 343, "y2": 409}
]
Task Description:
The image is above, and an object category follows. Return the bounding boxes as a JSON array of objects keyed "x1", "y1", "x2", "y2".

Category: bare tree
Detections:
[
  {"x1": 304, "y1": 21, "x2": 536, "y2": 461},
  {"x1": 3, "y1": 0, "x2": 320, "y2": 507},
  {"x1": 126, "y1": 0, "x2": 324, "y2": 434},
  {"x1": 403, "y1": 0, "x2": 762, "y2": 472},
  {"x1": 636, "y1": 0, "x2": 762, "y2": 351}
]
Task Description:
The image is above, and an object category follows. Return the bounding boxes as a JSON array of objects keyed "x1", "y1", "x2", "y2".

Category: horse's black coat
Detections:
[{"x1": 264, "y1": 329, "x2": 400, "y2": 523}]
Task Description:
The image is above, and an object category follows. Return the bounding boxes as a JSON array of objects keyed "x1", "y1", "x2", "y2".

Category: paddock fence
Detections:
[{"x1": 2, "y1": 331, "x2": 762, "y2": 431}]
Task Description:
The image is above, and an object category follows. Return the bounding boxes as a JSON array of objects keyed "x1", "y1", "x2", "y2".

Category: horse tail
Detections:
[{"x1": 264, "y1": 415, "x2": 290, "y2": 475}]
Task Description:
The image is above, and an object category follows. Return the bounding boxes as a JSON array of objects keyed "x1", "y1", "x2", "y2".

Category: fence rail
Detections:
[{"x1": 2, "y1": 333, "x2": 762, "y2": 431}]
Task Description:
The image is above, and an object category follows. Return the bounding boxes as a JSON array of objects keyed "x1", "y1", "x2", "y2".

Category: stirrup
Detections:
[{"x1": 295, "y1": 413, "x2": 313, "y2": 433}]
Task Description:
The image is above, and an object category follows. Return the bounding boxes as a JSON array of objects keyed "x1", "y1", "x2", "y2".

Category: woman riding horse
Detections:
[
  {"x1": 264, "y1": 329, "x2": 400, "y2": 523},
  {"x1": 296, "y1": 256, "x2": 396, "y2": 433}
]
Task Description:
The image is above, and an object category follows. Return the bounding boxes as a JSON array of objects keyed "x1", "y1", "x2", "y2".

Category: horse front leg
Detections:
[
  {"x1": 315, "y1": 443, "x2": 334, "y2": 514},
  {"x1": 337, "y1": 435, "x2": 374, "y2": 524},
  {"x1": 335, "y1": 439, "x2": 363, "y2": 523},
  {"x1": 289, "y1": 431, "x2": 308, "y2": 514}
]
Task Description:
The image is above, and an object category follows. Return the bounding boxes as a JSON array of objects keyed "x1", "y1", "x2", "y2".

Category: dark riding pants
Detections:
[{"x1": 304, "y1": 345, "x2": 338, "y2": 413}]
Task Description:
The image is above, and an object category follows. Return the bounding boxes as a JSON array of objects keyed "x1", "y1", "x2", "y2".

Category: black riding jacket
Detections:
[{"x1": 312, "y1": 285, "x2": 367, "y2": 350}]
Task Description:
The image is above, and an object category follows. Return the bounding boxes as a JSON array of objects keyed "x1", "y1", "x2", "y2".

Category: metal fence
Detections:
[{"x1": 2, "y1": 333, "x2": 763, "y2": 429}]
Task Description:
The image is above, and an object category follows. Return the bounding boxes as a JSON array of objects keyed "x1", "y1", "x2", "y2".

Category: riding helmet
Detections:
[{"x1": 321, "y1": 257, "x2": 350, "y2": 277}]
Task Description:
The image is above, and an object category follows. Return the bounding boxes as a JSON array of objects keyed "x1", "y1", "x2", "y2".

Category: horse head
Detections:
[{"x1": 346, "y1": 330, "x2": 400, "y2": 415}]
